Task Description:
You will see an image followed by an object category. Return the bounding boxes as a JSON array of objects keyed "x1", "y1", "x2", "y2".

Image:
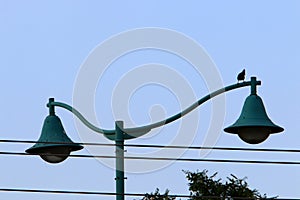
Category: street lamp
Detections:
[
  {"x1": 224, "y1": 77, "x2": 284, "y2": 144},
  {"x1": 25, "y1": 112, "x2": 83, "y2": 163},
  {"x1": 26, "y1": 76, "x2": 283, "y2": 200}
]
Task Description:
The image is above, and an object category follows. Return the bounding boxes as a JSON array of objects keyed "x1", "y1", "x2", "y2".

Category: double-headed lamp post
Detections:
[{"x1": 26, "y1": 76, "x2": 283, "y2": 200}]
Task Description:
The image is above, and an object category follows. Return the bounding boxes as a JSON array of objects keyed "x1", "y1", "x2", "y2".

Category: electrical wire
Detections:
[
  {"x1": 0, "y1": 188, "x2": 299, "y2": 200},
  {"x1": 1, "y1": 151, "x2": 300, "y2": 165},
  {"x1": 0, "y1": 188, "x2": 126, "y2": 197},
  {"x1": 1, "y1": 141, "x2": 299, "y2": 198},
  {"x1": 0, "y1": 188, "x2": 298, "y2": 200},
  {"x1": 1, "y1": 139, "x2": 300, "y2": 154}
]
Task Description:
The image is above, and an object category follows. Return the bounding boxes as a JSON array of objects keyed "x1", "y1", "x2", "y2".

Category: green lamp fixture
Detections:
[
  {"x1": 26, "y1": 99, "x2": 83, "y2": 163},
  {"x1": 224, "y1": 78, "x2": 284, "y2": 144},
  {"x1": 25, "y1": 76, "x2": 283, "y2": 200}
]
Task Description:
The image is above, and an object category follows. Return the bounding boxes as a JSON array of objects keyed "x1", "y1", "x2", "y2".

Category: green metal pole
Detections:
[
  {"x1": 48, "y1": 98, "x2": 55, "y2": 116},
  {"x1": 115, "y1": 121, "x2": 125, "y2": 200},
  {"x1": 250, "y1": 76, "x2": 258, "y2": 95}
]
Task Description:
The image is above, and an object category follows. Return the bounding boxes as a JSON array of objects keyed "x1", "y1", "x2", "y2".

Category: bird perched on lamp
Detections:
[{"x1": 237, "y1": 69, "x2": 245, "y2": 82}]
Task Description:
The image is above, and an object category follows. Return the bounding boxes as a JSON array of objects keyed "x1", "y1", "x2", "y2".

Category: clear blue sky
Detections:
[{"x1": 1, "y1": 1, "x2": 300, "y2": 199}]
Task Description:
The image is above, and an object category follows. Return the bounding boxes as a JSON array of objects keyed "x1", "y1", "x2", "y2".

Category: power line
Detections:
[
  {"x1": 125, "y1": 144, "x2": 300, "y2": 153},
  {"x1": 0, "y1": 188, "x2": 124, "y2": 197},
  {"x1": 0, "y1": 188, "x2": 298, "y2": 200},
  {"x1": 1, "y1": 151, "x2": 300, "y2": 165},
  {"x1": 1, "y1": 139, "x2": 300, "y2": 154}
]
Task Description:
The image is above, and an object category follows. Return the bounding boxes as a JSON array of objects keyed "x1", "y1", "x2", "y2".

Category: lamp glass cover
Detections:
[
  {"x1": 40, "y1": 147, "x2": 71, "y2": 164},
  {"x1": 237, "y1": 127, "x2": 270, "y2": 144}
]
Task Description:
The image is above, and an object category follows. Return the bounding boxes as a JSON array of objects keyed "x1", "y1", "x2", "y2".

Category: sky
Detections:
[{"x1": 1, "y1": 1, "x2": 300, "y2": 199}]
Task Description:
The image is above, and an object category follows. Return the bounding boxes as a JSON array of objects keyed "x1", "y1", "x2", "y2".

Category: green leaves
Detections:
[
  {"x1": 184, "y1": 170, "x2": 225, "y2": 199},
  {"x1": 142, "y1": 188, "x2": 175, "y2": 200},
  {"x1": 142, "y1": 169, "x2": 271, "y2": 200},
  {"x1": 183, "y1": 170, "x2": 268, "y2": 200}
]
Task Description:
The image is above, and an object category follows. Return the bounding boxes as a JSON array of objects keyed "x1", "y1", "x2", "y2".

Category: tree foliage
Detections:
[
  {"x1": 184, "y1": 170, "x2": 267, "y2": 200},
  {"x1": 142, "y1": 169, "x2": 271, "y2": 200},
  {"x1": 142, "y1": 188, "x2": 175, "y2": 200}
]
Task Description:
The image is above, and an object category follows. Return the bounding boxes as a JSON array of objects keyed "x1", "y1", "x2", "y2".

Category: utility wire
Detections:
[
  {"x1": 1, "y1": 151, "x2": 300, "y2": 165},
  {"x1": 1, "y1": 139, "x2": 300, "y2": 154},
  {"x1": 0, "y1": 188, "x2": 298, "y2": 200}
]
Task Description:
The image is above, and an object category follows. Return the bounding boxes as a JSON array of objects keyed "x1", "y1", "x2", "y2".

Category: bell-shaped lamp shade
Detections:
[
  {"x1": 26, "y1": 115, "x2": 83, "y2": 163},
  {"x1": 224, "y1": 94, "x2": 283, "y2": 144}
]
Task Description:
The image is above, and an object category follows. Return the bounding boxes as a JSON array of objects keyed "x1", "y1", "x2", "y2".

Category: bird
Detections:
[{"x1": 237, "y1": 69, "x2": 245, "y2": 82}]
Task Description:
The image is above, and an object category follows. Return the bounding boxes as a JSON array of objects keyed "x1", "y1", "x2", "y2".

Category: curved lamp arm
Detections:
[
  {"x1": 47, "y1": 77, "x2": 261, "y2": 140},
  {"x1": 47, "y1": 100, "x2": 116, "y2": 135}
]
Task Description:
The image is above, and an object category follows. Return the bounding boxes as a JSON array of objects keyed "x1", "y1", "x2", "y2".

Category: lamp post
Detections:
[{"x1": 26, "y1": 76, "x2": 283, "y2": 200}]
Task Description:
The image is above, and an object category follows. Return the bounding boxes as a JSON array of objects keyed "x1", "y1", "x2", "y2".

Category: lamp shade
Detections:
[
  {"x1": 26, "y1": 115, "x2": 83, "y2": 163},
  {"x1": 224, "y1": 94, "x2": 283, "y2": 144}
]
